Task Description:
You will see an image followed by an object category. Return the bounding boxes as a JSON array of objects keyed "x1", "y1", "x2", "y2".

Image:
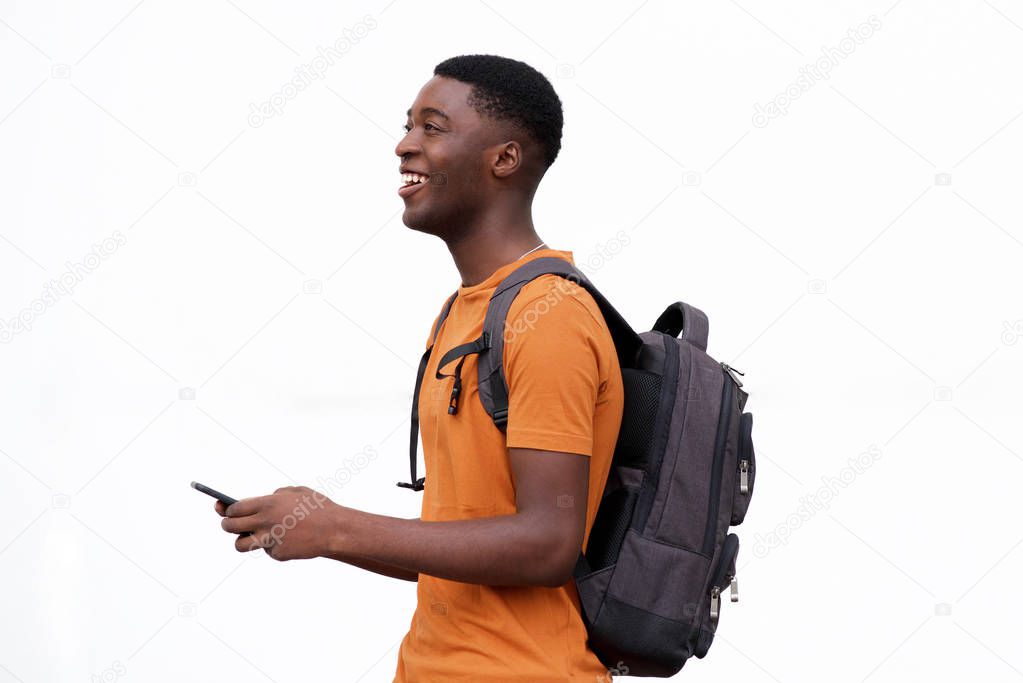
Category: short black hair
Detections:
[{"x1": 433, "y1": 54, "x2": 564, "y2": 169}]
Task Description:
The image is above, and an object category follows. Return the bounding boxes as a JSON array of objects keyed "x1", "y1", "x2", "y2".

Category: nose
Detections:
[{"x1": 395, "y1": 130, "x2": 418, "y2": 160}]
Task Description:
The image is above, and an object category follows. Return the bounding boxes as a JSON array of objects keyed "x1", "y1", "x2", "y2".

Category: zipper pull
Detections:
[
  {"x1": 739, "y1": 459, "x2": 750, "y2": 494},
  {"x1": 721, "y1": 362, "x2": 745, "y2": 387},
  {"x1": 730, "y1": 577, "x2": 739, "y2": 603},
  {"x1": 710, "y1": 586, "x2": 720, "y2": 623}
]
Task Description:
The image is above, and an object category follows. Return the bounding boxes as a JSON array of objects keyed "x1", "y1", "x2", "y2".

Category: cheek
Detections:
[
  {"x1": 454, "y1": 156, "x2": 486, "y2": 190},
  {"x1": 443, "y1": 138, "x2": 486, "y2": 186},
  {"x1": 432, "y1": 160, "x2": 472, "y2": 193}
]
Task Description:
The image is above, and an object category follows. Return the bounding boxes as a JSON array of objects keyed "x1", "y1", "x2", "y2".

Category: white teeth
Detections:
[{"x1": 402, "y1": 173, "x2": 428, "y2": 185}]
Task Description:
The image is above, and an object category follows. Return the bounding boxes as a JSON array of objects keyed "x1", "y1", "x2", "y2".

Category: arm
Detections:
[
  {"x1": 217, "y1": 282, "x2": 603, "y2": 586},
  {"x1": 325, "y1": 447, "x2": 589, "y2": 587},
  {"x1": 343, "y1": 556, "x2": 419, "y2": 582},
  {"x1": 215, "y1": 500, "x2": 418, "y2": 582},
  {"x1": 335, "y1": 513, "x2": 421, "y2": 582},
  {"x1": 218, "y1": 447, "x2": 590, "y2": 587}
]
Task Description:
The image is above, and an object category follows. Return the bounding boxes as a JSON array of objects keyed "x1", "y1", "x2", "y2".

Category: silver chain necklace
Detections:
[{"x1": 515, "y1": 241, "x2": 547, "y2": 261}]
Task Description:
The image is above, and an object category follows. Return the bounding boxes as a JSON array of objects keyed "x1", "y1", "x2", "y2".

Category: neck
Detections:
[{"x1": 447, "y1": 210, "x2": 544, "y2": 288}]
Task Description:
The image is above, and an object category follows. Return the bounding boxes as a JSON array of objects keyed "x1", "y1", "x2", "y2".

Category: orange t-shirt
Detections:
[{"x1": 393, "y1": 248, "x2": 625, "y2": 683}]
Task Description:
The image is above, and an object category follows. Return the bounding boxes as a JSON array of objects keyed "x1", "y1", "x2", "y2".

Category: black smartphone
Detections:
[{"x1": 190, "y1": 481, "x2": 238, "y2": 507}]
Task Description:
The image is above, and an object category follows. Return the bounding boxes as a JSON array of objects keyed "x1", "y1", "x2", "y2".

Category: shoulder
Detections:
[
  {"x1": 505, "y1": 273, "x2": 606, "y2": 337},
  {"x1": 502, "y1": 273, "x2": 617, "y2": 380}
]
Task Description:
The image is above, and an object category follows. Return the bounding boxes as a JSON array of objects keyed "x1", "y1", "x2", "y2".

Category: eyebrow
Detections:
[{"x1": 406, "y1": 106, "x2": 450, "y2": 121}]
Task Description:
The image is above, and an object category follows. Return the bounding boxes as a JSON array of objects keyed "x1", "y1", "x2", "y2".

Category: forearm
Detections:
[
  {"x1": 344, "y1": 556, "x2": 419, "y2": 582},
  {"x1": 322, "y1": 507, "x2": 570, "y2": 587},
  {"x1": 337, "y1": 516, "x2": 419, "y2": 582}
]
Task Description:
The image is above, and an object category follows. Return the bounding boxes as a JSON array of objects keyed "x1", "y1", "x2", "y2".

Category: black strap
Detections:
[
  {"x1": 477, "y1": 257, "x2": 643, "y2": 432},
  {"x1": 573, "y1": 552, "x2": 591, "y2": 578},
  {"x1": 434, "y1": 332, "x2": 491, "y2": 416},
  {"x1": 435, "y1": 333, "x2": 491, "y2": 380},
  {"x1": 398, "y1": 291, "x2": 458, "y2": 492},
  {"x1": 397, "y1": 345, "x2": 433, "y2": 491}
]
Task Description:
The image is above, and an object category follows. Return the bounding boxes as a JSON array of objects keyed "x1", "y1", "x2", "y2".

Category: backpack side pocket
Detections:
[{"x1": 730, "y1": 412, "x2": 756, "y2": 525}]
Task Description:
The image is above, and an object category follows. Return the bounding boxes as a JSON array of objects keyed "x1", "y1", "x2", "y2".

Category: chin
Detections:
[
  {"x1": 401, "y1": 202, "x2": 455, "y2": 237},
  {"x1": 400, "y1": 210, "x2": 437, "y2": 236}
]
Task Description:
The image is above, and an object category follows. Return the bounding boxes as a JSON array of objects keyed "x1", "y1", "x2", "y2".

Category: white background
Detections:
[{"x1": 2, "y1": 0, "x2": 1022, "y2": 681}]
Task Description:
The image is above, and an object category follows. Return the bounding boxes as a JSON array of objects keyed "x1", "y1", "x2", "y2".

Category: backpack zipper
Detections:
[
  {"x1": 702, "y1": 365, "x2": 735, "y2": 556},
  {"x1": 709, "y1": 576, "x2": 738, "y2": 625},
  {"x1": 721, "y1": 362, "x2": 744, "y2": 387},
  {"x1": 708, "y1": 532, "x2": 740, "y2": 626},
  {"x1": 737, "y1": 411, "x2": 752, "y2": 500}
]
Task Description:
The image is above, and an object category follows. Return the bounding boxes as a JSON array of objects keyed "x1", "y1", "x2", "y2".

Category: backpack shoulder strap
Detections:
[
  {"x1": 477, "y1": 256, "x2": 642, "y2": 431},
  {"x1": 398, "y1": 290, "x2": 458, "y2": 491}
]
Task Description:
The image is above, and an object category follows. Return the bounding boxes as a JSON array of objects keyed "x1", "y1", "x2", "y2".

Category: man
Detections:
[{"x1": 216, "y1": 54, "x2": 625, "y2": 682}]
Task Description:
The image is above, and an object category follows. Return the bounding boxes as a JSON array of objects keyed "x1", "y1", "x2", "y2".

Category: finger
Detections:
[
  {"x1": 221, "y1": 514, "x2": 260, "y2": 535},
  {"x1": 224, "y1": 495, "x2": 270, "y2": 517},
  {"x1": 264, "y1": 539, "x2": 287, "y2": 561},
  {"x1": 214, "y1": 500, "x2": 226, "y2": 516},
  {"x1": 235, "y1": 533, "x2": 263, "y2": 553}
]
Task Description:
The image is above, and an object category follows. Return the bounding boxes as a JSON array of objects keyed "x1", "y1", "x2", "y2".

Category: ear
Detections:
[{"x1": 491, "y1": 140, "x2": 523, "y2": 179}]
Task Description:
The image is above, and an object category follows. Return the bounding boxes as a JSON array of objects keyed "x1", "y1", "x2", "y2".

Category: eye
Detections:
[{"x1": 402, "y1": 123, "x2": 439, "y2": 133}]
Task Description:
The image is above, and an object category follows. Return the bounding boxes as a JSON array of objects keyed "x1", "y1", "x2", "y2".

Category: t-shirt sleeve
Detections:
[{"x1": 503, "y1": 282, "x2": 610, "y2": 457}]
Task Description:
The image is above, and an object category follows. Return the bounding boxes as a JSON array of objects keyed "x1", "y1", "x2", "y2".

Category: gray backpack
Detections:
[{"x1": 398, "y1": 257, "x2": 757, "y2": 677}]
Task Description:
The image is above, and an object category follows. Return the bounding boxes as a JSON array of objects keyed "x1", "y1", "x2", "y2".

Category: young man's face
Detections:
[{"x1": 395, "y1": 76, "x2": 501, "y2": 238}]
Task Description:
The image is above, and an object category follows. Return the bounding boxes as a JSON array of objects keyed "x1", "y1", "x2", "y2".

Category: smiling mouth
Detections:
[
  {"x1": 398, "y1": 176, "x2": 427, "y2": 198},
  {"x1": 398, "y1": 170, "x2": 435, "y2": 199},
  {"x1": 401, "y1": 172, "x2": 430, "y2": 187}
]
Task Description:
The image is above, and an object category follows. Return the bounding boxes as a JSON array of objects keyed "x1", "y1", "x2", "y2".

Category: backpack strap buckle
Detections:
[
  {"x1": 396, "y1": 477, "x2": 425, "y2": 491},
  {"x1": 436, "y1": 333, "x2": 492, "y2": 415}
]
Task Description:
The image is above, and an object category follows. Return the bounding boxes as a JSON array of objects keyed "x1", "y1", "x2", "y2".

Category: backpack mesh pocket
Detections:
[
  {"x1": 614, "y1": 368, "x2": 662, "y2": 469},
  {"x1": 585, "y1": 486, "x2": 639, "y2": 571}
]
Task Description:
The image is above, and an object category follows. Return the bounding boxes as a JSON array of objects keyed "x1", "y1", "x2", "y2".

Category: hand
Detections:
[{"x1": 216, "y1": 485, "x2": 343, "y2": 561}]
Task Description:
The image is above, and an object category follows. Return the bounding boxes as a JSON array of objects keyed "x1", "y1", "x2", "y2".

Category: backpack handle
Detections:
[{"x1": 653, "y1": 301, "x2": 708, "y2": 351}]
